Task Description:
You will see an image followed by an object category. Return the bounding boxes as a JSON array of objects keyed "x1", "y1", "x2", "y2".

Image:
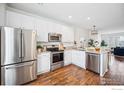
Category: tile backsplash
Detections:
[{"x1": 37, "y1": 41, "x2": 74, "y2": 48}]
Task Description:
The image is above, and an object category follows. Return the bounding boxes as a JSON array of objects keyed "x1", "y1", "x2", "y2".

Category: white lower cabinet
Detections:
[
  {"x1": 37, "y1": 52, "x2": 51, "y2": 75},
  {"x1": 64, "y1": 50, "x2": 72, "y2": 66},
  {"x1": 72, "y1": 50, "x2": 86, "y2": 69},
  {"x1": 64, "y1": 50, "x2": 86, "y2": 69}
]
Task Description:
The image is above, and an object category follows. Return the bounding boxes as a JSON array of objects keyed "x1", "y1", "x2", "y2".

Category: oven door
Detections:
[{"x1": 52, "y1": 52, "x2": 63, "y2": 64}]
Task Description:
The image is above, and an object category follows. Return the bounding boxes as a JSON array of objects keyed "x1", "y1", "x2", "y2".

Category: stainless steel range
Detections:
[{"x1": 47, "y1": 46, "x2": 64, "y2": 71}]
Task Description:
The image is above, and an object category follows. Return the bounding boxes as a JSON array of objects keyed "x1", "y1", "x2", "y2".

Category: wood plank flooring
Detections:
[{"x1": 28, "y1": 55, "x2": 124, "y2": 85}]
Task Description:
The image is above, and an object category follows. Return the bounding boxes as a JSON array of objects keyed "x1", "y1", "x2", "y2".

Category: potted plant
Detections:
[
  {"x1": 37, "y1": 45, "x2": 43, "y2": 53},
  {"x1": 87, "y1": 39, "x2": 95, "y2": 51},
  {"x1": 101, "y1": 40, "x2": 107, "y2": 47},
  {"x1": 88, "y1": 39, "x2": 95, "y2": 47},
  {"x1": 100, "y1": 40, "x2": 108, "y2": 51}
]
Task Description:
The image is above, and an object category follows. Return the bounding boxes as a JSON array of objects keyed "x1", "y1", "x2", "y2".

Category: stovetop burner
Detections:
[{"x1": 46, "y1": 47, "x2": 64, "y2": 52}]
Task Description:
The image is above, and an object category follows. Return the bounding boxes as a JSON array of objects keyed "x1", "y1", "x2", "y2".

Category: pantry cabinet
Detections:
[{"x1": 37, "y1": 52, "x2": 51, "y2": 75}]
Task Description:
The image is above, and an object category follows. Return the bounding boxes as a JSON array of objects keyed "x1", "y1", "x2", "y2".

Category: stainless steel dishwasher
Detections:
[{"x1": 86, "y1": 52, "x2": 100, "y2": 73}]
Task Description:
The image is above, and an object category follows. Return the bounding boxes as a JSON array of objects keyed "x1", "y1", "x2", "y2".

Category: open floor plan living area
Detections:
[{"x1": 0, "y1": 3, "x2": 124, "y2": 85}]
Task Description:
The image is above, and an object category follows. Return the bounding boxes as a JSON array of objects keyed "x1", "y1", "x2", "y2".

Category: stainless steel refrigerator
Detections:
[{"x1": 0, "y1": 26, "x2": 37, "y2": 85}]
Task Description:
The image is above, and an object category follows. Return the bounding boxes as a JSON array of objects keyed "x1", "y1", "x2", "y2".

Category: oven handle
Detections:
[{"x1": 51, "y1": 51, "x2": 64, "y2": 54}]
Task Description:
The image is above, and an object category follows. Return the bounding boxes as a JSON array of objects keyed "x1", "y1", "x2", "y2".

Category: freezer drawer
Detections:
[
  {"x1": 86, "y1": 53, "x2": 100, "y2": 73},
  {"x1": 1, "y1": 61, "x2": 37, "y2": 85}
]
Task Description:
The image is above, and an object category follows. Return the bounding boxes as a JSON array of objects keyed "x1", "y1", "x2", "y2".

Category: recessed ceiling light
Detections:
[
  {"x1": 68, "y1": 16, "x2": 72, "y2": 19},
  {"x1": 87, "y1": 17, "x2": 91, "y2": 20}
]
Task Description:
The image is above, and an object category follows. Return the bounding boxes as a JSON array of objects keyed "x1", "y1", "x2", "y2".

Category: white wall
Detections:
[
  {"x1": 74, "y1": 27, "x2": 89, "y2": 47},
  {"x1": 100, "y1": 26, "x2": 124, "y2": 35},
  {"x1": 0, "y1": 3, "x2": 6, "y2": 26},
  {"x1": 88, "y1": 25, "x2": 124, "y2": 47}
]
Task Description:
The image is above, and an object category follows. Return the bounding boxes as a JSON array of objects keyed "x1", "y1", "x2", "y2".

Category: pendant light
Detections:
[{"x1": 91, "y1": 25, "x2": 98, "y2": 35}]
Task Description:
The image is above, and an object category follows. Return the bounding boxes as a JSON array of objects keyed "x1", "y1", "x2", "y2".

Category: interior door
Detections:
[
  {"x1": 21, "y1": 29, "x2": 36, "y2": 62},
  {"x1": 1, "y1": 27, "x2": 22, "y2": 66}
]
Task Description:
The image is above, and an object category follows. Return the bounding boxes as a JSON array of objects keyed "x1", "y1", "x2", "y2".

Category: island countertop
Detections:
[{"x1": 85, "y1": 50, "x2": 110, "y2": 54}]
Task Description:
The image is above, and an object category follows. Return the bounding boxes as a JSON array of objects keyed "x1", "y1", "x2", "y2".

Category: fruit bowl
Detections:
[{"x1": 95, "y1": 47, "x2": 100, "y2": 52}]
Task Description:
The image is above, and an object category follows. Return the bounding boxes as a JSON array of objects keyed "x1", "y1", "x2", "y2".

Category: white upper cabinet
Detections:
[
  {"x1": 6, "y1": 11, "x2": 22, "y2": 28},
  {"x1": 20, "y1": 14, "x2": 35, "y2": 30},
  {"x1": 52, "y1": 23, "x2": 63, "y2": 33},
  {"x1": 62, "y1": 26, "x2": 74, "y2": 42},
  {"x1": 6, "y1": 10, "x2": 74, "y2": 42},
  {"x1": 0, "y1": 4, "x2": 6, "y2": 26},
  {"x1": 35, "y1": 19, "x2": 48, "y2": 42},
  {"x1": 6, "y1": 11, "x2": 35, "y2": 30}
]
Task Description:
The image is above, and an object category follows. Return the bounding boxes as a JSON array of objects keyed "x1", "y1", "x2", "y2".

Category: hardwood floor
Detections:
[{"x1": 28, "y1": 55, "x2": 124, "y2": 85}]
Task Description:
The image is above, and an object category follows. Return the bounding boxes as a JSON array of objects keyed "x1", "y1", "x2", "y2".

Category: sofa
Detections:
[{"x1": 114, "y1": 47, "x2": 124, "y2": 56}]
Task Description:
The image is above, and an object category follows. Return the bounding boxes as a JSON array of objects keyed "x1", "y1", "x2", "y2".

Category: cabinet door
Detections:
[
  {"x1": 20, "y1": 14, "x2": 35, "y2": 30},
  {"x1": 36, "y1": 19, "x2": 48, "y2": 42},
  {"x1": 72, "y1": 51, "x2": 77, "y2": 65},
  {"x1": 6, "y1": 11, "x2": 35, "y2": 30},
  {"x1": 37, "y1": 55, "x2": 42, "y2": 75},
  {"x1": 64, "y1": 51, "x2": 72, "y2": 66},
  {"x1": 37, "y1": 53, "x2": 50, "y2": 75},
  {"x1": 76, "y1": 51, "x2": 86, "y2": 68},
  {"x1": 6, "y1": 11, "x2": 22, "y2": 28},
  {"x1": 0, "y1": 4, "x2": 5, "y2": 26},
  {"x1": 62, "y1": 26, "x2": 74, "y2": 42},
  {"x1": 72, "y1": 51, "x2": 86, "y2": 69},
  {"x1": 41, "y1": 53, "x2": 50, "y2": 73}
]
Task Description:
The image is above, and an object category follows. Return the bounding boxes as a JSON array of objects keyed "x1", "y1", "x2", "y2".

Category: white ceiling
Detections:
[{"x1": 7, "y1": 3, "x2": 124, "y2": 30}]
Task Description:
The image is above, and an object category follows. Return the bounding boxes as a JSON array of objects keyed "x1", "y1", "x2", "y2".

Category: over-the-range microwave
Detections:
[{"x1": 48, "y1": 33, "x2": 62, "y2": 42}]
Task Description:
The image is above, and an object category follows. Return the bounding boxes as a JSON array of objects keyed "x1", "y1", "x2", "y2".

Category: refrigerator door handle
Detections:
[
  {"x1": 19, "y1": 32, "x2": 21, "y2": 58},
  {"x1": 5, "y1": 62, "x2": 34, "y2": 69},
  {"x1": 22, "y1": 32, "x2": 25, "y2": 58}
]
